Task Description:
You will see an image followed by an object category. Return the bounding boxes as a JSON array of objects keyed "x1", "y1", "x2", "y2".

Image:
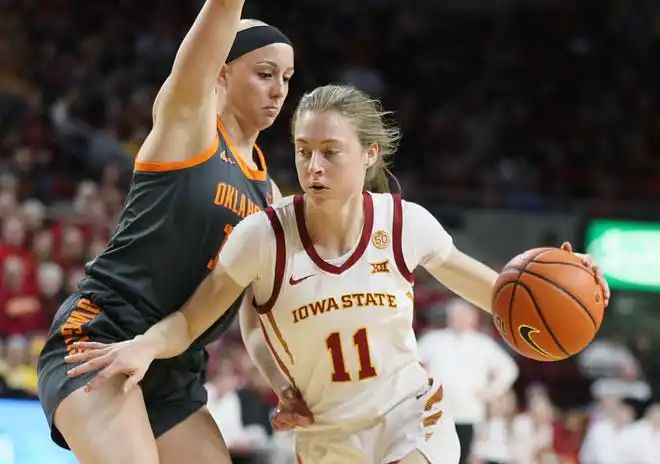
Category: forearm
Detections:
[
  {"x1": 136, "y1": 311, "x2": 193, "y2": 359},
  {"x1": 243, "y1": 327, "x2": 292, "y2": 395},
  {"x1": 429, "y1": 247, "x2": 499, "y2": 314},
  {"x1": 163, "y1": 0, "x2": 244, "y2": 108},
  {"x1": 239, "y1": 294, "x2": 292, "y2": 396},
  {"x1": 139, "y1": 266, "x2": 245, "y2": 359}
]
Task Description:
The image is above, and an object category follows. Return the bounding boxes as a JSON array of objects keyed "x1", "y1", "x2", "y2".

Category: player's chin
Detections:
[{"x1": 256, "y1": 109, "x2": 281, "y2": 129}]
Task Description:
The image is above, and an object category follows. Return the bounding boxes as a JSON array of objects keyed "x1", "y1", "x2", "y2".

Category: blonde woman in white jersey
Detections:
[{"x1": 63, "y1": 85, "x2": 610, "y2": 464}]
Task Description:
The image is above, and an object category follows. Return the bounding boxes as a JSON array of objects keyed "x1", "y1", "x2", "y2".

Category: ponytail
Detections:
[{"x1": 364, "y1": 165, "x2": 402, "y2": 194}]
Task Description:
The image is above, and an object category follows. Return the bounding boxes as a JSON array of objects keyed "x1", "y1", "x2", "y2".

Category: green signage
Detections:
[{"x1": 585, "y1": 220, "x2": 660, "y2": 292}]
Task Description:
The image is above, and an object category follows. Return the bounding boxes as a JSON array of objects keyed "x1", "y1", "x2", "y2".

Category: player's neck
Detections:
[
  {"x1": 304, "y1": 192, "x2": 365, "y2": 258},
  {"x1": 218, "y1": 111, "x2": 260, "y2": 168}
]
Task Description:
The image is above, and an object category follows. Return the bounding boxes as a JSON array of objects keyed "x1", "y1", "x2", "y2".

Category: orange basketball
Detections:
[{"x1": 491, "y1": 247, "x2": 605, "y2": 362}]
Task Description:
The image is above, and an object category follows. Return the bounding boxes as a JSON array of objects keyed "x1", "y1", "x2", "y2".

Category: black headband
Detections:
[{"x1": 227, "y1": 25, "x2": 292, "y2": 63}]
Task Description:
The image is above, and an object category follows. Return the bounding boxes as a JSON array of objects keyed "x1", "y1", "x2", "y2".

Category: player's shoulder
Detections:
[
  {"x1": 367, "y1": 191, "x2": 400, "y2": 211},
  {"x1": 270, "y1": 194, "x2": 296, "y2": 210}
]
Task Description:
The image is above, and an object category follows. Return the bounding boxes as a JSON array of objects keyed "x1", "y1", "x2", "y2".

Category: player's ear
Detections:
[
  {"x1": 217, "y1": 64, "x2": 229, "y2": 87},
  {"x1": 365, "y1": 143, "x2": 379, "y2": 169}
]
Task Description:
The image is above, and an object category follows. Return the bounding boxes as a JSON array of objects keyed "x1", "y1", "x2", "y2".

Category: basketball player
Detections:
[
  {"x1": 36, "y1": 0, "x2": 294, "y2": 462},
  {"x1": 63, "y1": 85, "x2": 610, "y2": 463}
]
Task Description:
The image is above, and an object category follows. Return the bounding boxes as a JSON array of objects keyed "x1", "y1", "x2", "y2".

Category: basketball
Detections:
[{"x1": 491, "y1": 247, "x2": 605, "y2": 362}]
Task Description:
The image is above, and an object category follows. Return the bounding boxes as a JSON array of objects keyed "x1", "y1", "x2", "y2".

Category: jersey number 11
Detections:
[{"x1": 326, "y1": 328, "x2": 377, "y2": 382}]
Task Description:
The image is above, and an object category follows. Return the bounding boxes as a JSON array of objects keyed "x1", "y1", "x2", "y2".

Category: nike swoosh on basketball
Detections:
[
  {"x1": 289, "y1": 274, "x2": 316, "y2": 285},
  {"x1": 518, "y1": 325, "x2": 555, "y2": 359}
]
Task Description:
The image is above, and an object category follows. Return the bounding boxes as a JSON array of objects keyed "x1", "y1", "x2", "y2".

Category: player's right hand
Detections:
[
  {"x1": 271, "y1": 386, "x2": 314, "y2": 431},
  {"x1": 64, "y1": 337, "x2": 158, "y2": 394}
]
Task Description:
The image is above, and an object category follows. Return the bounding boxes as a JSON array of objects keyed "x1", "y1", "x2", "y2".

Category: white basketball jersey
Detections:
[{"x1": 252, "y1": 192, "x2": 430, "y2": 429}]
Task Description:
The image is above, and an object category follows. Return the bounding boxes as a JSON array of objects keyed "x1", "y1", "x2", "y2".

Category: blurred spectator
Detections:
[
  {"x1": 553, "y1": 410, "x2": 588, "y2": 464},
  {"x1": 1, "y1": 334, "x2": 38, "y2": 399},
  {"x1": 0, "y1": 255, "x2": 44, "y2": 336},
  {"x1": 578, "y1": 335, "x2": 652, "y2": 404},
  {"x1": 417, "y1": 298, "x2": 519, "y2": 463},
  {"x1": 618, "y1": 403, "x2": 660, "y2": 464},
  {"x1": 580, "y1": 398, "x2": 634, "y2": 464},
  {"x1": 510, "y1": 396, "x2": 556, "y2": 464},
  {"x1": 206, "y1": 358, "x2": 250, "y2": 449},
  {"x1": 472, "y1": 390, "x2": 518, "y2": 464},
  {"x1": 37, "y1": 262, "x2": 66, "y2": 321}
]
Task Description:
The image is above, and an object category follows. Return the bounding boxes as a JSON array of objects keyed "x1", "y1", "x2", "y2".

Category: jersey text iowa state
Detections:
[
  {"x1": 214, "y1": 182, "x2": 262, "y2": 218},
  {"x1": 292, "y1": 292, "x2": 398, "y2": 324}
]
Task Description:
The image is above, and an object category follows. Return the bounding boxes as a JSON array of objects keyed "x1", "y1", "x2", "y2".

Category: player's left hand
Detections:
[
  {"x1": 271, "y1": 386, "x2": 314, "y2": 431},
  {"x1": 64, "y1": 337, "x2": 158, "y2": 394},
  {"x1": 561, "y1": 242, "x2": 610, "y2": 306}
]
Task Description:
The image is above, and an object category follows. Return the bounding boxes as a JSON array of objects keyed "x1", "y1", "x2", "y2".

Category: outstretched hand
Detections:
[
  {"x1": 560, "y1": 242, "x2": 610, "y2": 306},
  {"x1": 64, "y1": 337, "x2": 158, "y2": 394}
]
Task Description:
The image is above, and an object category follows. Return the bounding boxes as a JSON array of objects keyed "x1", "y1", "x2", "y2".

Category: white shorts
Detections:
[{"x1": 295, "y1": 379, "x2": 461, "y2": 464}]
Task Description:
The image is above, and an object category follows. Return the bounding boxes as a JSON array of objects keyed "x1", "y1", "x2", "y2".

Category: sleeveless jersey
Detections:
[
  {"x1": 81, "y1": 118, "x2": 271, "y2": 346},
  {"x1": 253, "y1": 192, "x2": 430, "y2": 429}
]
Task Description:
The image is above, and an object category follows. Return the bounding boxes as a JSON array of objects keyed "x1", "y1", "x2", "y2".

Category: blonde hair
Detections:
[{"x1": 292, "y1": 85, "x2": 401, "y2": 193}]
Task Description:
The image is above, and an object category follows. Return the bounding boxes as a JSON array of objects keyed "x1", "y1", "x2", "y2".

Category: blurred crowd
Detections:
[{"x1": 2, "y1": 0, "x2": 660, "y2": 462}]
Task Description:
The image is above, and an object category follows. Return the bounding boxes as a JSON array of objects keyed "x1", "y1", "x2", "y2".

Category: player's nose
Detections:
[
  {"x1": 270, "y1": 78, "x2": 286, "y2": 99},
  {"x1": 308, "y1": 151, "x2": 324, "y2": 175}
]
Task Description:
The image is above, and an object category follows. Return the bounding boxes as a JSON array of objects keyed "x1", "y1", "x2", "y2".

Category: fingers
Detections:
[
  {"x1": 84, "y1": 364, "x2": 121, "y2": 392},
  {"x1": 67, "y1": 354, "x2": 114, "y2": 377},
  {"x1": 123, "y1": 372, "x2": 144, "y2": 394},
  {"x1": 271, "y1": 410, "x2": 297, "y2": 431},
  {"x1": 71, "y1": 341, "x2": 110, "y2": 351},
  {"x1": 561, "y1": 241, "x2": 611, "y2": 307},
  {"x1": 593, "y1": 265, "x2": 610, "y2": 305},
  {"x1": 64, "y1": 348, "x2": 108, "y2": 364},
  {"x1": 293, "y1": 412, "x2": 314, "y2": 427}
]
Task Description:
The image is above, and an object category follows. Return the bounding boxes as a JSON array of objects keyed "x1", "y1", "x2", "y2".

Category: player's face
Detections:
[
  {"x1": 224, "y1": 43, "x2": 294, "y2": 130},
  {"x1": 294, "y1": 110, "x2": 370, "y2": 204}
]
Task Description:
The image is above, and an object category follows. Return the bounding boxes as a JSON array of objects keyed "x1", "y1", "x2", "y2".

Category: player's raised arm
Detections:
[
  {"x1": 157, "y1": 0, "x2": 245, "y2": 116},
  {"x1": 64, "y1": 211, "x2": 267, "y2": 392}
]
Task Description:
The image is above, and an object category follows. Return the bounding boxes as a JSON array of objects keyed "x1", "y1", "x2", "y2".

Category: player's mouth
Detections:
[
  {"x1": 264, "y1": 106, "x2": 279, "y2": 116},
  {"x1": 309, "y1": 183, "x2": 327, "y2": 192}
]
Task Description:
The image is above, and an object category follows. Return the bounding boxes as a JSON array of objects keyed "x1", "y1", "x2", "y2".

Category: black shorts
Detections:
[{"x1": 37, "y1": 292, "x2": 209, "y2": 450}]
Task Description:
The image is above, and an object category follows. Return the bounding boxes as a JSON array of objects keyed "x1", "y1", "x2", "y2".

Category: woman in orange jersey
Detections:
[
  {"x1": 62, "y1": 85, "x2": 609, "y2": 464},
  {"x1": 36, "y1": 1, "x2": 294, "y2": 463}
]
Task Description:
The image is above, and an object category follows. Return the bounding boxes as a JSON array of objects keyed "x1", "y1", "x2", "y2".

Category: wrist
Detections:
[{"x1": 134, "y1": 333, "x2": 167, "y2": 359}]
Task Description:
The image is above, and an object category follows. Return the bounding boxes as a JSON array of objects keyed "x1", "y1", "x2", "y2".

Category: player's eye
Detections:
[
  {"x1": 258, "y1": 72, "x2": 273, "y2": 79},
  {"x1": 296, "y1": 147, "x2": 312, "y2": 157}
]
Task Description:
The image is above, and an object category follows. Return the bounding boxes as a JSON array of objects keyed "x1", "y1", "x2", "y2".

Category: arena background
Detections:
[{"x1": 1, "y1": 0, "x2": 659, "y2": 462}]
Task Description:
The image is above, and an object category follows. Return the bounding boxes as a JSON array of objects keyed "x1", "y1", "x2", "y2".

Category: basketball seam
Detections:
[
  {"x1": 508, "y1": 266, "x2": 599, "y2": 330},
  {"x1": 514, "y1": 280, "x2": 570, "y2": 357},
  {"x1": 495, "y1": 281, "x2": 522, "y2": 348},
  {"x1": 529, "y1": 260, "x2": 596, "y2": 279},
  {"x1": 496, "y1": 248, "x2": 557, "y2": 350}
]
